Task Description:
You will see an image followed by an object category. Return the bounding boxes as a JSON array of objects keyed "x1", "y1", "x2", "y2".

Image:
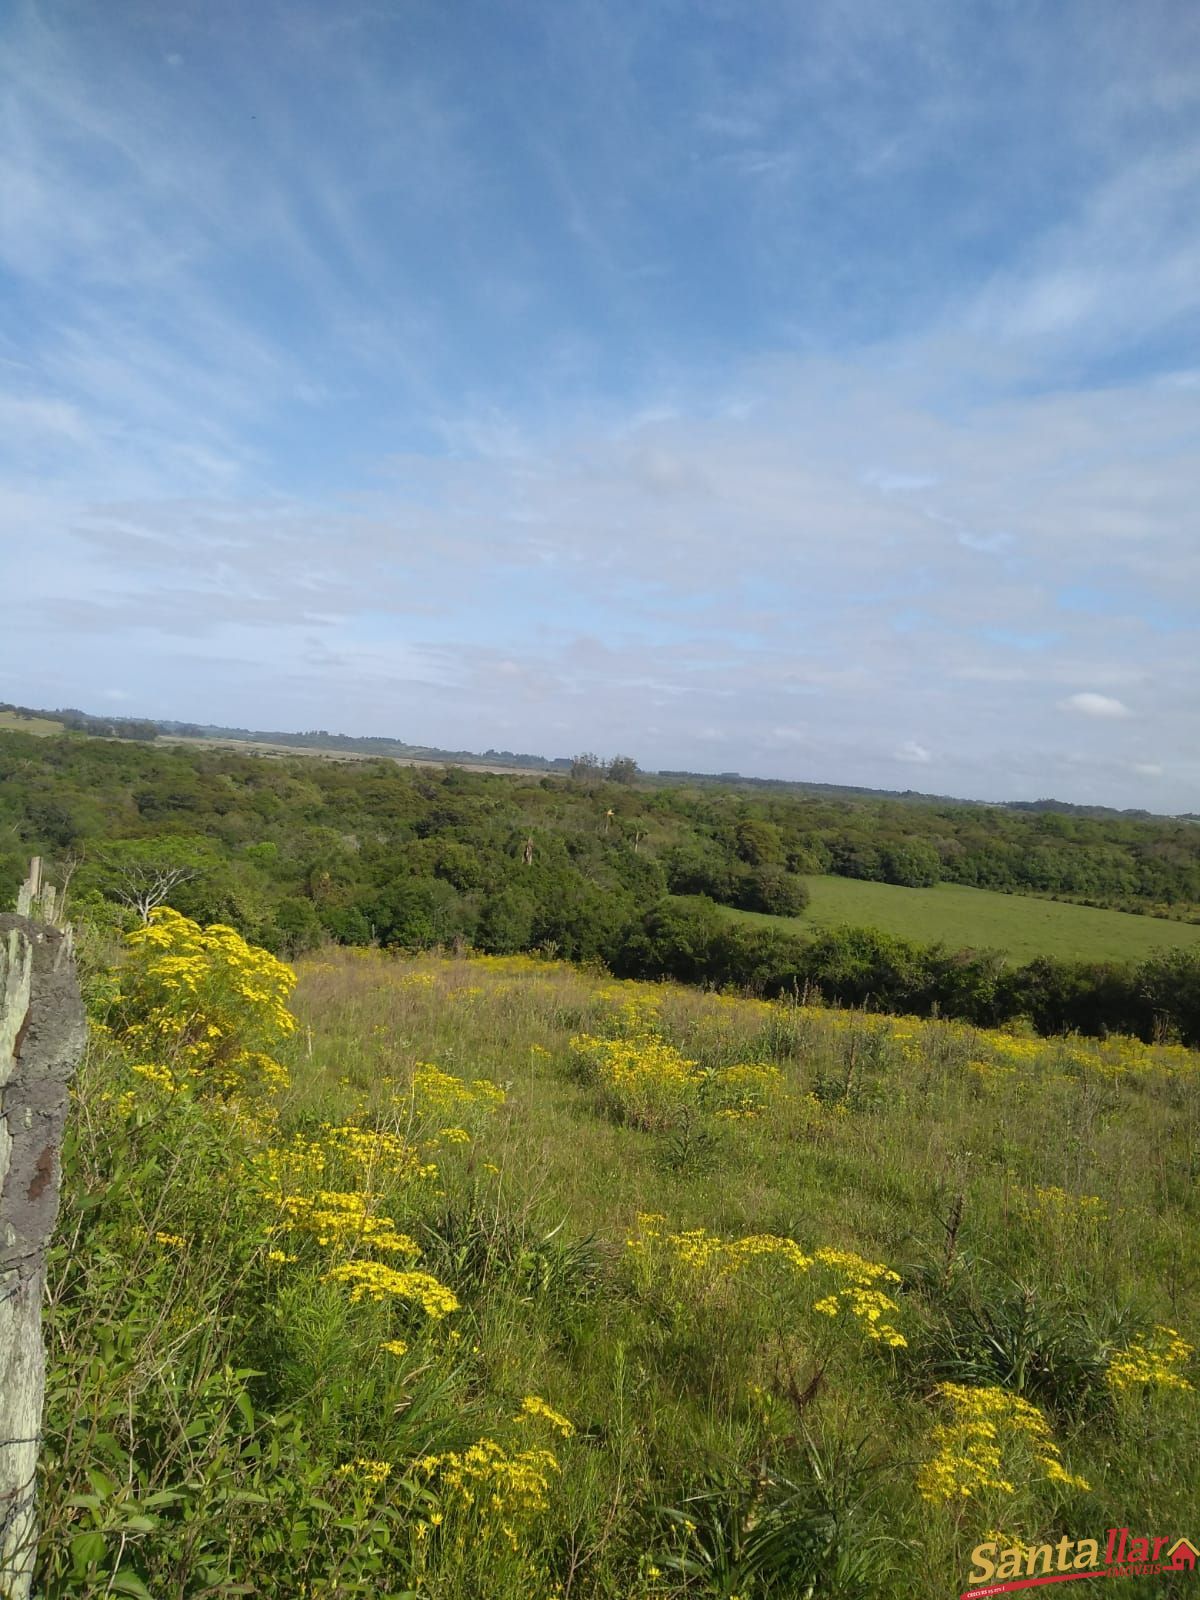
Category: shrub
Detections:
[
  {"x1": 917, "y1": 1383, "x2": 1090, "y2": 1504},
  {"x1": 732, "y1": 864, "x2": 810, "y2": 917},
  {"x1": 906, "y1": 1276, "x2": 1123, "y2": 1422},
  {"x1": 106, "y1": 906, "x2": 296, "y2": 1094}
]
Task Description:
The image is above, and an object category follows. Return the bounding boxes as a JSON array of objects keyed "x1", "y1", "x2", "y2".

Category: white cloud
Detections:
[
  {"x1": 4, "y1": 353, "x2": 1198, "y2": 806},
  {"x1": 2, "y1": 0, "x2": 1199, "y2": 811},
  {"x1": 1058, "y1": 692, "x2": 1133, "y2": 719},
  {"x1": 966, "y1": 140, "x2": 1200, "y2": 362}
]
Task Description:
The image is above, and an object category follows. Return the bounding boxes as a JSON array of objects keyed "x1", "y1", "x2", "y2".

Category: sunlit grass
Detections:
[
  {"x1": 714, "y1": 874, "x2": 1200, "y2": 960},
  {"x1": 40, "y1": 943, "x2": 1199, "y2": 1598}
]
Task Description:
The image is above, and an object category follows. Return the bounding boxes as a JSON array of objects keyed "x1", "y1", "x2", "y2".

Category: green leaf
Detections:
[
  {"x1": 64, "y1": 1493, "x2": 103, "y2": 1513},
  {"x1": 69, "y1": 1530, "x2": 106, "y2": 1571},
  {"x1": 116, "y1": 1514, "x2": 159, "y2": 1533},
  {"x1": 107, "y1": 1572, "x2": 154, "y2": 1598}
]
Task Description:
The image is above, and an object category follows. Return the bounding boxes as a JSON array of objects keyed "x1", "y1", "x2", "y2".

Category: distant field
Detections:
[
  {"x1": 0, "y1": 709, "x2": 65, "y2": 736},
  {"x1": 0, "y1": 719, "x2": 547, "y2": 775},
  {"x1": 162, "y1": 734, "x2": 542, "y2": 775},
  {"x1": 718, "y1": 874, "x2": 1200, "y2": 963}
]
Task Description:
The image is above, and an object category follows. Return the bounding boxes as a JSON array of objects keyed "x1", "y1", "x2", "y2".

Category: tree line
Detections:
[{"x1": 1, "y1": 727, "x2": 1198, "y2": 1044}]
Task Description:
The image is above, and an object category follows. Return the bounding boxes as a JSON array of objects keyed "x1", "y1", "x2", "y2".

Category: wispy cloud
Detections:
[
  {"x1": 0, "y1": 0, "x2": 1197, "y2": 808},
  {"x1": 1059, "y1": 693, "x2": 1134, "y2": 720},
  {"x1": 895, "y1": 741, "x2": 933, "y2": 765}
]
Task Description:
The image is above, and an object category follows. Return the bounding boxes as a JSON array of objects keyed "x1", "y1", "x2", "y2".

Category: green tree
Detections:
[
  {"x1": 93, "y1": 835, "x2": 218, "y2": 924},
  {"x1": 476, "y1": 887, "x2": 536, "y2": 954},
  {"x1": 273, "y1": 896, "x2": 325, "y2": 955},
  {"x1": 617, "y1": 896, "x2": 722, "y2": 984},
  {"x1": 734, "y1": 865, "x2": 810, "y2": 917},
  {"x1": 735, "y1": 818, "x2": 785, "y2": 866},
  {"x1": 880, "y1": 842, "x2": 941, "y2": 887}
]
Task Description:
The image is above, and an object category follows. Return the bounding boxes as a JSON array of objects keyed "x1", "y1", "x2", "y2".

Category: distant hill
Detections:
[
  {"x1": 0, "y1": 702, "x2": 571, "y2": 772},
  {"x1": 155, "y1": 720, "x2": 574, "y2": 773},
  {"x1": 0, "y1": 696, "x2": 1185, "y2": 820}
]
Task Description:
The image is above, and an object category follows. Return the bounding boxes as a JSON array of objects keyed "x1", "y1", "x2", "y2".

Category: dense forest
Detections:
[{"x1": 2, "y1": 727, "x2": 1199, "y2": 1043}]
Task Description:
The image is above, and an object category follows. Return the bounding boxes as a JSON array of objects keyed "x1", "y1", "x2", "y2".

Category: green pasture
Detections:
[{"x1": 720, "y1": 874, "x2": 1200, "y2": 963}]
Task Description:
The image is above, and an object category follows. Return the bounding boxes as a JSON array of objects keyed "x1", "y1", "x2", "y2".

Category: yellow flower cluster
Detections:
[
  {"x1": 595, "y1": 987, "x2": 664, "y2": 1034},
  {"x1": 323, "y1": 1121, "x2": 439, "y2": 1179},
  {"x1": 571, "y1": 1033, "x2": 783, "y2": 1131},
  {"x1": 269, "y1": 1189, "x2": 421, "y2": 1255},
  {"x1": 773, "y1": 998, "x2": 1199, "y2": 1087},
  {"x1": 707, "y1": 1061, "x2": 784, "y2": 1119},
  {"x1": 918, "y1": 1383, "x2": 1090, "y2": 1503},
  {"x1": 1058, "y1": 1033, "x2": 1199, "y2": 1083},
  {"x1": 324, "y1": 1261, "x2": 461, "y2": 1318},
  {"x1": 812, "y1": 1284, "x2": 906, "y2": 1341},
  {"x1": 968, "y1": 1058, "x2": 1015, "y2": 1085},
  {"x1": 259, "y1": 1126, "x2": 438, "y2": 1193},
  {"x1": 466, "y1": 952, "x2": 564, "y2": 974},
  {"x1": 410, "y1": 1064, "x2": 507, "y2": 1114},
  {"x1": 416, "y1": 1438, "x2": 561, "y2": 1551},
  {"x1": 627, "y1": 1218, "x2": 905, "y2": 1346},
  {"x1": 334, "y1": 1458, "x2": 391, "y2": 1484},
  {"x1": 255, "y1": 1114, "x2": 462, "y2": 1323},
  {"x1": 114, "y1": 908, "x2": 296, "y2": 1095},
  {"x1": 1018, "y1": 1185, "x2": 1107, "y2": 1227},
  {"x1": 1106, "y1": 1326, "x2": 1193, "y2": 1393},
  {"x1": 985, "y1": 1032, "x2": 1047, "y2": 1067},
  {"x1": 571, "y1": 1031, "x2": 698, "y2": 1130},
  {"x1": 130, "y1": 1060, "x2": 179, "y2": 1093},
  {"x1": 514, "y1": 1395, "x2": 574, "y2": 1437}
]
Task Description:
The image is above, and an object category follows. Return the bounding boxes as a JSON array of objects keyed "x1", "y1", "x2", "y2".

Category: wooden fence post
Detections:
[{"x1": 0, "y1": 867, "x2": 85, "y2": 1597}]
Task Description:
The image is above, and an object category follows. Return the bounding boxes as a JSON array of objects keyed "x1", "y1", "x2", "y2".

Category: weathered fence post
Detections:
[{"x1": 0, "y1": 866, "x2": 85, "y2": 1598}]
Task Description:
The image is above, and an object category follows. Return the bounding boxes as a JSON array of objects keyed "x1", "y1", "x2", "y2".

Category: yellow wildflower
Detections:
[
  {"x1": 918, "y1": 1384, "x2": 1090, "y2": 1503},
  {"x1": 324, "y1": 1261, "x2": 460, "y2": 1318},
  {"x1": 1107, "y1": 1326, "x2": 1193, "y2": 1393},
  {"x1": 515, "y1": 1395, "x2": 574, "y2": 1437}
]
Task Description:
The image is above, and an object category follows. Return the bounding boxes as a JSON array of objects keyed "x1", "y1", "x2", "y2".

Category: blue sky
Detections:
[{"x1": 2, "y1": 0, "x2": 1198, "y2": 808}]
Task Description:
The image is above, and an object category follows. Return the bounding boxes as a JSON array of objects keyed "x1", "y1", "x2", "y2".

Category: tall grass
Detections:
[{"x1": 39, "y1": 946, "x2": 1199, "y2": 1597}]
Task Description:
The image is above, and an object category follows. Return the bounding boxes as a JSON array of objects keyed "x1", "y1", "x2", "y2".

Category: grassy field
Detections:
[
  {"x1": 0, "y1": 711, "x2": 537, "y2": 773},
  {"x1": 720, "y1": 875, "x2": 1200, "y2": 963},
  {"x1": 40, "y1": 940, "x2": 1199, "y2": 1599},
  {"x1": 164, "y1": 733, "x2": 539, "y2": 774},
  {"x1": 0, "y1": 707, "x2": 66, "y2": 736}
]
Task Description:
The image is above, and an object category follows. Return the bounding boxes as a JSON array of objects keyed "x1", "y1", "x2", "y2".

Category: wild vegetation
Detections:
[
  {"x1": 7, "y1": 729, "x2": 1200, "y2": 1049},
  {"x1": 5, "y1": 728, "x2": 1200, "y2": 926},
  {"x1": 4, "y1": 728, "x2": 1200, "y2": 1044},
  {"x1": 39, "y1": 929, "x2": 1198, "y2": 1597}
]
